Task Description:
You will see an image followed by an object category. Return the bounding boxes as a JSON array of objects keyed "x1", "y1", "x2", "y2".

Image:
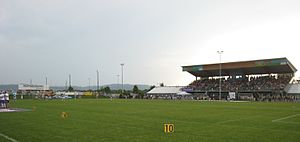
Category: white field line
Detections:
[
  {"x1": 216, "y1": 118, "x2": 246, "y2": 124},
  {"x1": 216, "y1": 116, "x2": 260, "y2": 125},
  {"x1": 0, "y1": 133, "x2": 18, "y2": 142},
  {"x1": 272, "y1": 114, "x2": 300, "y2": 122},
  {"x1": 274, "y1": 121, "x2": 300, "y2": 124},
  {"x1": 173, "y1": 115, "x2": 261, "y2": 126}
]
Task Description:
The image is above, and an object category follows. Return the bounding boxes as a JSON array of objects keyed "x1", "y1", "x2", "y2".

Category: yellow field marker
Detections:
[{"x1": 61, "y1": 112, "x2": 69, "y2": 119}]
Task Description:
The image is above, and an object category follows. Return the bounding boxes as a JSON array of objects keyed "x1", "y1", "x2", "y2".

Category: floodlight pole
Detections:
[
  {"x1": 65, "y1": 80, "x2": 68, "y2": 91},
  {"x1": 88, "y1": 78, "x2": 91, "y2": 90},
  {"x1": 116, "y1": 75, "x2": 120, "y2": 84},
  {"x1": 44, "y1": 77, "x2": 47, "y2": 99},
  {"x1": 217, "y1": 51, "x2": 223, "y2": 100},
  {"x1": 69, "y1": 74, "x2": 72, "y2": 88},
  {"x1": 121, "y1": 63, "x2": 124, "y2": 93},
  {"x1": 97, "y1": 70, "x2": 100, "y2": 91}
]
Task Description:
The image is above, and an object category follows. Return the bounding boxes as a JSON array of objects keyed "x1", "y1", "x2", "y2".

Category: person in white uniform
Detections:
[
  {"x1": 4, "y1": 91, "x2": 9, "y2": 108},
  {"x1": 0, "y1": 91, "x2": 4, "y2": 108}
]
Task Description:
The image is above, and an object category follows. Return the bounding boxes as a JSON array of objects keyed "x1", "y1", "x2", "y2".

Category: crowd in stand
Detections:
[
  {"x1": 189, "y1": 75, "x2": 292, "y2": 92},
  {"x1": 253, "y1": 93, "x2": 298, "y2": 102}
]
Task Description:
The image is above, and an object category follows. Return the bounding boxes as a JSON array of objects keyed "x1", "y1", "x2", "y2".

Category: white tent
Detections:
[
  {"x1": 147, "y1": 86, "x2": 190, "y2": 96},
  {"x1": 285, "y1": 84, "x2": 300, "y2": 94}
]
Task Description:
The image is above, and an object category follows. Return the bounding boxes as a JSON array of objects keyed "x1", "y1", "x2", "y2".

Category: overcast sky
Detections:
[{"x1": 1, "y1": 0, "x2": 300, "y2": 86}]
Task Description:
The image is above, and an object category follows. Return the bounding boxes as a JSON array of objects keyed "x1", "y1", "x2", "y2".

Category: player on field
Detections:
[
  {"x1": 4, "y1": 91, "x2": 9, "y2": 108},
  {"x1": 0, "y1": 91, "x2": 4, "y2": 108}
]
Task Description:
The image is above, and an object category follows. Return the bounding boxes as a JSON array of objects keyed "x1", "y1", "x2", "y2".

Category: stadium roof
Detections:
[{"x1": 182, "y1": 57, "x2": 297, "y2": 77}]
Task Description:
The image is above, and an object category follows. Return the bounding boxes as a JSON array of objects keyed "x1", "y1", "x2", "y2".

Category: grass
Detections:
[{"x1": 0, "y1": 99, "x2": 300, "y2": 142}]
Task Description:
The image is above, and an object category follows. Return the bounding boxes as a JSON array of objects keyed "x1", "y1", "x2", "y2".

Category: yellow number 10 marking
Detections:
[{"x1": 164, "y1": 124, "x2": 174, "y2": 133}]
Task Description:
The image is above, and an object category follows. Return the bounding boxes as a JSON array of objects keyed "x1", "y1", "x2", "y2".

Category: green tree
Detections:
[
  {"x1": 137, "y1": 91, "x2": 145, "y2": 99},
  {"x1": 132, "y1": 85, "x2": 139, "y2": 94},
  {"x1": 100, "y1": 86, "x2": 111, "y2": 94},
  {"x1": 104, "y1": 86, "x2": 111, "y2": 94},
  {"x1": 68, "y1": 86, "x2": 74, "y2": 92}
]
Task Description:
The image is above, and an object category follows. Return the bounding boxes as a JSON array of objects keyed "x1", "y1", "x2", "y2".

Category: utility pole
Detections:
[
  {"x1": 120, "y1": 63, "x2": 124, "y2": 93},
  {"x1": 88, "y1": 78, "x2": 91, "y2": 90}
]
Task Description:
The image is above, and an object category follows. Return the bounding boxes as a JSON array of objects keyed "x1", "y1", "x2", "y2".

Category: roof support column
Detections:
[{"x1": 217, "y1": 50, "x2": 224, "y2": 100}]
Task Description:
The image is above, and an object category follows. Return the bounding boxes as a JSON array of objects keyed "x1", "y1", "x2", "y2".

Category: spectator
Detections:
[{"x1": 188, "y1": 75, "x2": 291, "y2": 92}]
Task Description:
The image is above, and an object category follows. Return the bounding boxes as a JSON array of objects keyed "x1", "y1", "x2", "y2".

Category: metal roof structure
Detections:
[{"x1": 182, "y1": 57, "x2": 297, "y2": 77}]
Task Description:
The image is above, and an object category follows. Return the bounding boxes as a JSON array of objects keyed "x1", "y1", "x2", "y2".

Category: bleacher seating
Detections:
[{"x1": 188, "y1": 75, "x2": 292, "y2": 92}]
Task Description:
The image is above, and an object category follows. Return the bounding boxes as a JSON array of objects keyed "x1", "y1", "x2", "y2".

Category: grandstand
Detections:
[{"x1": 182, "y1": 57, "x2": 299, "y2": 101}]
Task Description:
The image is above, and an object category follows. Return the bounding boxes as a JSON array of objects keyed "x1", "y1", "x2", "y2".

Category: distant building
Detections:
[
  {"x1": 17, "y1": 84, "x2": 51, "y2": 99},
  {"x1": 18, "y1": 84, "x2": 49, "y2": 91}
]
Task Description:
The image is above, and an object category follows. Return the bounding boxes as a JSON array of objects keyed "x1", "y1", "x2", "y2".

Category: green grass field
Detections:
[{"x1": 1, "y1": 99, "x2": 300, "y2": 142}]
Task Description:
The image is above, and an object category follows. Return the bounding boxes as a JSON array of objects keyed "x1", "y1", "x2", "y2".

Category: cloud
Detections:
[{"x1": 1, "y1": 0, "x2": 300, "y2": 85}]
